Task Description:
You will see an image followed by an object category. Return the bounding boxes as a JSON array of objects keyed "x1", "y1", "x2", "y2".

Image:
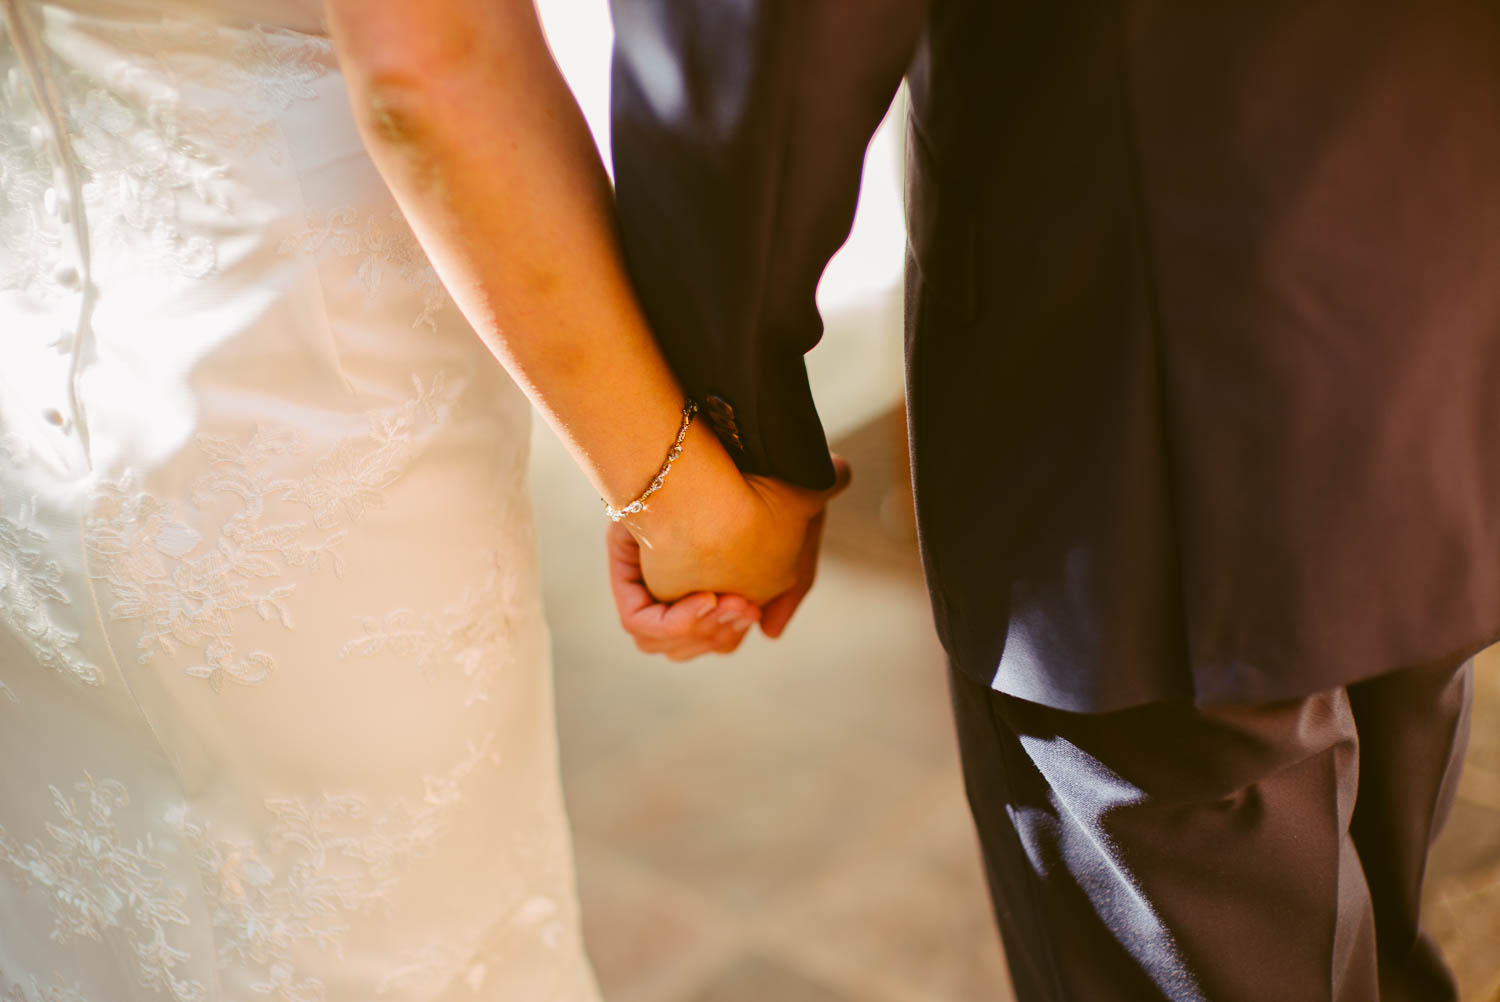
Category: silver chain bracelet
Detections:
[{"x1": 603, "y1": 398, "x2": 699, "y2": 522}]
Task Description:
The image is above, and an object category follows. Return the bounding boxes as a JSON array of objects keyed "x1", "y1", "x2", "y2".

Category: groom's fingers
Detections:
[
  {"x1": 759, "y1": 454, "x2": 847, "y2": 639},
  {"x1": 827, "y1": 453, "x2": 854, "y2": 497},
  {"x1": 760, "y1": 507, "x2": 829, "y2": 638}
]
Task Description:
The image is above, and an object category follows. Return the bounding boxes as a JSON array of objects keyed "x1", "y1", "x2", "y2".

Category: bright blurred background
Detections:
[{"x1": 531, "y1": 5, "x2": 1500, "y2": 1001}]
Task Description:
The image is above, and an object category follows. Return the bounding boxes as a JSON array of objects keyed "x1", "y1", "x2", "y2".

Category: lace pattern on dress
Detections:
[
  {"x1": 72, "y1": 22, "x2": 332, "y2": 280},
  {"x1": 277, "y1": 207, "x2": 446, "y2": 334},
  {"x1": 0, "y1": 86, "x2": 65, "y2": 298},
  {"x1": 85, "y1": 374, "x2": 460, "y2": 690},
  {"x1": 135, "y1": 22, "x2": 330, "y2": 159},
  {"x1": 0, "y1": 973, "x2": 90, "y2": 1002},
  {"x1": 0, "y1": 775, "x2": 200, "y2": 1002},
  {"x1": 0, "y1": 491, "x2": 103, "y2": 694},
  {"x1": 0, "y1": 730, "x2": 539, "y2": 1002},
  {"x1": 373, "y1": 886, "x2": 576, "y2": 998},
  {"x1": 0, "y1": 21, "x2": 333, "y2": 292},
  {"x1": 340, "y1": 555, "x2": 526, "y2": 707},
  {"x1": 168, "y1": 733, "x2": 504, "y2": 1002}
]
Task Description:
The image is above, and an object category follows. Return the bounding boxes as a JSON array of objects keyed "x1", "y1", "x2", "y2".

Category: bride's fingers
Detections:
[{"x1": 760, "y1": 508, "x2": 828, "y2": 638}]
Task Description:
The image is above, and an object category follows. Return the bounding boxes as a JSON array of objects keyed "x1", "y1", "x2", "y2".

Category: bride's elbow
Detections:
[{"x1": 356, "y1": 73, "x2": 443, "y2": 150}]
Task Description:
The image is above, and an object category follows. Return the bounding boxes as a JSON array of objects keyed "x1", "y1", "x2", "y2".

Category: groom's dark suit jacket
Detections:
[{"x1": 608, "y1": 0, "x2": 1500, "y2": 711}]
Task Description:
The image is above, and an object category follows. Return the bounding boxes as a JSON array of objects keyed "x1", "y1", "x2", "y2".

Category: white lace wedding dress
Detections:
[{"x1": 0, "y1": 2, "x2": 602, "y2": 999}]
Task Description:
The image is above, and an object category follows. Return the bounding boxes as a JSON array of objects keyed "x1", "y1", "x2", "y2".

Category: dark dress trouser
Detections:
[{"x1": 949, "y1": 657, "x2": 1474, "y2": 1002}]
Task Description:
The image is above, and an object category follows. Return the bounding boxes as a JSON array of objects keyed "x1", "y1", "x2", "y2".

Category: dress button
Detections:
[
  {"x1": 28, "y1": 122, "x2": 52, "y2": 153},
  {"x1": 48, "y1": 328, "x2": 74, "y2": 353},
  {"x1": 42, "y1": 408, "x2": 66, "y2": 428},
  {"x1": 53, "y1": 264, "x2": 80, "y2": 289},
  {"x1": 43, "y1": 187, "x2": 70, "y2": 222}
]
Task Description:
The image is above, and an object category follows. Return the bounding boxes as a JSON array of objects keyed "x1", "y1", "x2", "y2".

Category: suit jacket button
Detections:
[{"x1": 703, "y1": 394, "x2": 745, "y2": 451}]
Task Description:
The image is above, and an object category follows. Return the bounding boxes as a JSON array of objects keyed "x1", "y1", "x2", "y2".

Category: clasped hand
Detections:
[{"x1": 607, "y1": 457, "x2": 851, "y2": 661}]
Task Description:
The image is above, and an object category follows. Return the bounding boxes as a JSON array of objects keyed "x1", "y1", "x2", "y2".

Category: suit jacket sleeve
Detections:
[{"x1": 608, "y1": 0, "x2": 929, "y2": 489}]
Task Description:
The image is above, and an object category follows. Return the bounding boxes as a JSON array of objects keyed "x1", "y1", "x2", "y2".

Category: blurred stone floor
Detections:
[{"x1": 532, "y1": 408, "x2": 1500, "y2": 1002}]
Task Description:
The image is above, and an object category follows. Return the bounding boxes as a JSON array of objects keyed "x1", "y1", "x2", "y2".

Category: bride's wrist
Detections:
[{"x1": 618, "y1": 419, "x2": 758, "y2": 557}]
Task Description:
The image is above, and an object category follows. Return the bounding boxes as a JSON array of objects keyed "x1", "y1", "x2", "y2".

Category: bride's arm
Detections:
[
  {"x1": 323, "y1": 0, "x2": 710, "y2": 513},
  {"x1": 320, "y1": 0, "x2": 839, "y2": 616}
]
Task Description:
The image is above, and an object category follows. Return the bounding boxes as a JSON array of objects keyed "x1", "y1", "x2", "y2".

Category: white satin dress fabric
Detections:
[{"x1": 0, "y1": 2, "x2": 602, "y2": 999}]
